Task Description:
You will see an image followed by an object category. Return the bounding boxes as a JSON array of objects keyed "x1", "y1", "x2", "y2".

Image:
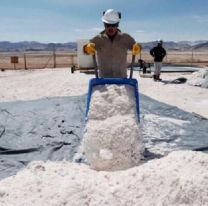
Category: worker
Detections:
[
  {"x1": 83, "y1": 9, "x2": 142, "y2": 78},
  {"x1": 150, "y1": 40, "x2": 166, "y2": 81},
  {"x1": 138, "y1": 59, "x2": 151, "y2": 74}
]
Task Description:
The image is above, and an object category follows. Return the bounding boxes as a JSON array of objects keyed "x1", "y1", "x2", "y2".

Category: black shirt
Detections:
[{"x1": 150, "y1": 46, "x2": 166, "y2": 62}]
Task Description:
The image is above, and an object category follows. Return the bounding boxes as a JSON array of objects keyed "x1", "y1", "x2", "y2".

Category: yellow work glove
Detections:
[
  {"x1": 132, "y1": 43, "x2": 142, "y2": 55},
  {"x1": 83, "y1": 43, "x2": 96, "y2": 55}
]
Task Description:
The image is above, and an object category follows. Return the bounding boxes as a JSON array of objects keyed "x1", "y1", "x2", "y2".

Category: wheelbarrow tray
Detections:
[{"x1": 85, "y1": 78, "x2": 140, "y2": 121}]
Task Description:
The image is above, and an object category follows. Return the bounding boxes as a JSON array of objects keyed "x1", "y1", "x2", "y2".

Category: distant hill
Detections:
[
  {"x1": 141, "y1": 40, "x2": 208, "y2": 51},
  {"x1": 193, "y1": 42, "x2": 208, "y2": 50},
  {"x1": 141, "y1": 41, "x2": 191, "y2": 51},
  {"x1": 0, "y1": 40, "x2": 208, "y2": 52},
  {"x1": 0, "y1": 41, "x2": 77, "y2": 52}
]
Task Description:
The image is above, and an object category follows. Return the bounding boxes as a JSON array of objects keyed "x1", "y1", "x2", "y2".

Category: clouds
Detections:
[
  {"x1": 49, "y1": 0, "x2": 102, "y2": 4},
  {"x1": 47, "y1": 0, "x2": 115, "y2": 8},
  {"x1": 135, "y1": 30, "x2": 145, "y2": 33},
  {"x1": 0, "y1": 0, "x2": 208, "y2": 42},
  {"x1": 192, "y1": 15, "x2": 208, "y2": 23},
  {"x1": 73, "y1": 27, "x2": 103, "y2": 35}
]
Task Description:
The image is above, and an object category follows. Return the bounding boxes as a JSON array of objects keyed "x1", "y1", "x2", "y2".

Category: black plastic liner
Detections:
[
  {"x1": 0, "y1": 96, "x2": 86, "y2": 180},
  {"x1": 0, "y1": 94, "x2": 208, "y2": 180}
]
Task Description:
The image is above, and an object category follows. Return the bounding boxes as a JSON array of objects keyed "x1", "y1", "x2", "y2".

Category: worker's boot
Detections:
[
  {"x1": 157, "y1": 75, "x2": 162, "y2": 81},
  {"x1": 153, "y1": 75, "x2": 157, "y2": 81}
]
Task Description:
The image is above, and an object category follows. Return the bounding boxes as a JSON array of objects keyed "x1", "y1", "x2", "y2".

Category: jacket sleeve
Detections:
[
  {"x1": 150, "y1": 48, "x2": 154, "y2": 57},
  {"x1": 123, "y1": 33, "x2": 136, "y2": 50},
  {"x1": 164, "y1": 48, "x2": 167, "y2": 56},
  {"x1": 162, "y1": 48, "x2": 166, "y2": 57},
  {"x1": 90, "y1": 35, "x2": 101, "y2": 50}
]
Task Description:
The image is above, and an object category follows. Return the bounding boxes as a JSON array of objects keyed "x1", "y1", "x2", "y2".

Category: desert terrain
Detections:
[{"x1": 0, "y1": 50, "x2": 208, "y2": 70}]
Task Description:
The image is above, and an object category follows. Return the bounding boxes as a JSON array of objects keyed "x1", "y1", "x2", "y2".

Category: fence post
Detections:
[
  {"x1": 191, "y1": 49, "x2": 194, "y2": 66},
  {"x1": 24, "y1": 53, "x2": 27, "y2": 70},
  {"x1": 53, "y1": 45, "x2": 56, "y2": 68},
  {"x1": 165, "y1": 51, "x2": 168, "y2": 63}
]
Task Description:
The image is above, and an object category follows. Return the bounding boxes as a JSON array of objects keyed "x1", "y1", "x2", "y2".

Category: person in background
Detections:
[
  {"x1": 150, "y1": 40, "x2": 166, "y2": 81},
  {"x1": 138, "y1": 59, "x2": 151, "y2": 74},
  {"x1": 83, "y1": 9, "x2": 142, "y2": 78}
]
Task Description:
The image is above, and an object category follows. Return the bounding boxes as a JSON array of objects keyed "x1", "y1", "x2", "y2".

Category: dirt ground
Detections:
[{"x1": 1, "y1": 50, "x2": 208, "y2": 70}]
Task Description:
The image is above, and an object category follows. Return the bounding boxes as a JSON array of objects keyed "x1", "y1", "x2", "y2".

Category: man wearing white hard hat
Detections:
[
  {"x1": 84, "y1": 9, "x2": 142, "y2": 78},
  {"x1": 150, "y1": 40, "x2": 166, "y2": 81}
]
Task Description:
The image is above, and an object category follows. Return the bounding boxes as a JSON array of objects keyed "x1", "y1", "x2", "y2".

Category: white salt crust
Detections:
[
  {"x1": 82, "y1": 84, "x2": 143, "y2": 171},
  {"x1": 0, "y1": 151, "x2": 208, "y2": 206},
  {"x1": 188, "y1": 69, "x2": 208, "y2": 88}
]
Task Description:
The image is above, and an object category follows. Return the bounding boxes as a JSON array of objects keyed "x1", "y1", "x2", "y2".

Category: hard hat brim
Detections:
[{"x1": 102, "y1": 16, "x2": 120, "y2": 24}]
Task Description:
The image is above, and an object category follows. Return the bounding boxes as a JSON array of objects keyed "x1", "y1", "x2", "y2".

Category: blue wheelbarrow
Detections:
[{"x1": 85, "y1": 54, "x2": 140, "y2": 122}]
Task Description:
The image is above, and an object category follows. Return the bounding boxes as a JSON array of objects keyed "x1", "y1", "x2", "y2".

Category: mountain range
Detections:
[
  {"x1": 0, "y1": 41, "x2": 77, "y2": 52},
  {"x1": 141, "y1": 40, "x2": 208, "y2": 50},
  {"x1": 0, "y1": 40, "x2": 208, "y2": 52}
]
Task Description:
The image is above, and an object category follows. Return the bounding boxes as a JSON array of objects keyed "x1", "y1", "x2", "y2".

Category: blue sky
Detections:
[{"x1": 0, "y1": 0, "x2": 208, "y2": 43}]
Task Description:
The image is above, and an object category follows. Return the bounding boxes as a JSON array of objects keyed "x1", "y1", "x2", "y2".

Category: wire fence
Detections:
[
  {"x1": 139, "y1": 50, "x2": 208, "y2": 67},
  {"x1": 0, "y1": 51, "x2": 77, "y2": 70},
  {"x1": 0, "y1": 50, "x2": 208, "y2": 71}
]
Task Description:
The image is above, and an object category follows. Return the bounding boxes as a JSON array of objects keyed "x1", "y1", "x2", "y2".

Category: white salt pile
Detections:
[
  {"x1": 188, "y1": 68, "x2": 208, "y2": 88},
  {"x1": 82, "y1": 84, "x2": 143, "y2": 171},
  {"x1": 0, "y1": 151, "x2": 208, "y2": 206}
]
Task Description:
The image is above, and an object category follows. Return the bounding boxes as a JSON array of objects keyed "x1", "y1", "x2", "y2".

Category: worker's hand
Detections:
[
  {"x1": 83, "y1": 43, "x2": 96, "y2": 55},
  {"x1": 132, "y1": 43, "x2": 142, "y2": 55}
]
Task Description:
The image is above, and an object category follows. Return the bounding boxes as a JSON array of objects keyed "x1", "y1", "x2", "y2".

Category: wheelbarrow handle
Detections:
[
  {"x1": 92, "y1": 54, "x2": 99, "y2": 78},
  {"x1": 129, "y1": 55, "x2": 136, "y2": 79}
]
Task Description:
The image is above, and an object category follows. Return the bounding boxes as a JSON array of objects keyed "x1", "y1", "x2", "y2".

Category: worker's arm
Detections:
[
  {"x1": 163, "y1": 48, "x2": 167, "y2": 57},
  {"x1": 83, "y1": 43, "x2": 96, "y2": 55},
  {"x1": 150, "y1": 48, "x2": 154, "y2": 57},
  {"x1": 132, "y1": 43, "x2": 142, "y2": 55}
]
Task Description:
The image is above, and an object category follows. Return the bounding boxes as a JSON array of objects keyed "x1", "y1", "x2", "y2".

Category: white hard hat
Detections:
[
  {"x1": 102, "y1": 9, "x2": 121, "y2": 24},
  {"x1": 158, "y1": 39, "x2": 163, "y2": 44}
]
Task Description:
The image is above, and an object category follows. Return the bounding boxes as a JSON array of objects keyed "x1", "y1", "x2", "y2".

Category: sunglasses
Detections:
[{"x1": 104, "y1": 23, "x2": 119, "y2": 28}]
